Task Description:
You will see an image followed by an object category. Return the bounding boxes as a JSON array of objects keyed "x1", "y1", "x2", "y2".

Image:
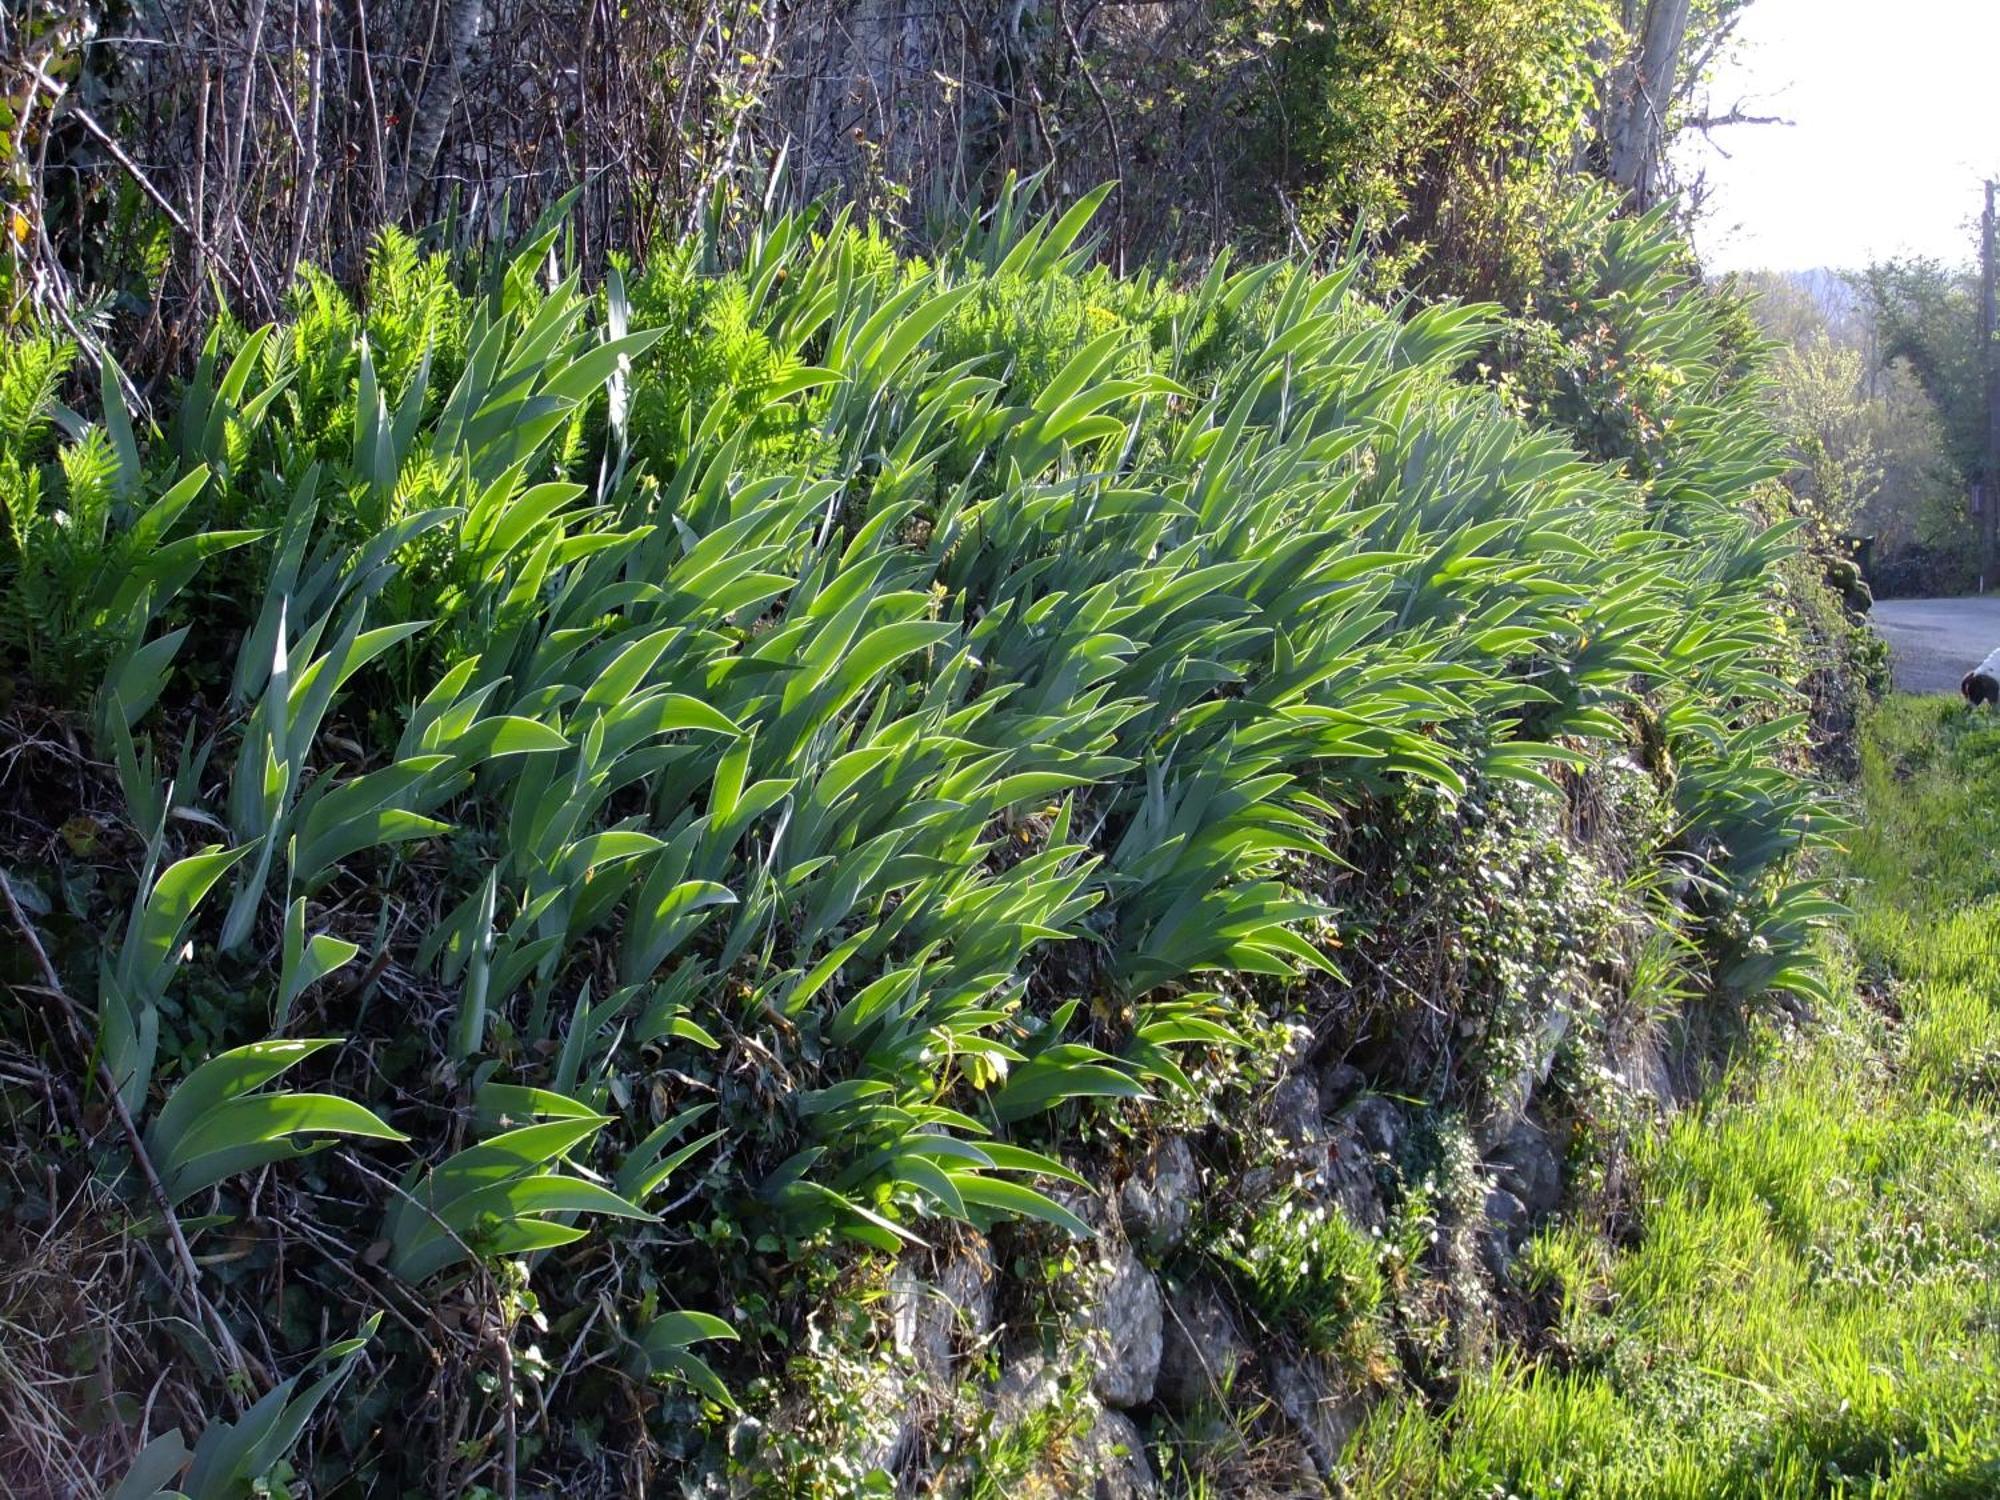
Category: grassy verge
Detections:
[{"x1": 1343, "y1": 695, "x2": 2000, "y2": 1498}]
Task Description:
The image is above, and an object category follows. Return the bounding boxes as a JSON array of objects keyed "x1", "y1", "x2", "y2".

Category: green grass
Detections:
[
  {"x1": 1343, "y1": 695, "x2": 2000, "y2": 1499},
  {"x1": 1216, "y1": 1192, "x2": 1391, "y2": 1369}
]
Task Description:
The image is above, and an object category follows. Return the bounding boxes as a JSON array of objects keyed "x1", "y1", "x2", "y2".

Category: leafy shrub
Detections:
[
  {"x1": 0, "y1": 187, "x2": 1837, "y2": 1495},
  {"x1": 1244, "y1": 0, "x2": 1620, "y2": 294},
  {"x1": 1217, "y1": 1195, "x2": 1389, "y2": 1369},
  {"x1": 1867, "y1": 540, "x2": 1977, "y2": 599}
]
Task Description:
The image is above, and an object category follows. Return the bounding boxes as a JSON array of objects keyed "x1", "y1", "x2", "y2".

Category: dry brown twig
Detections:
[
  {"x1": 342, "y1": 1150, "x2": 520, "y2": 1500},
  {"x1": 0, "y1": 868, "x2": 266, "y2": 1404}
]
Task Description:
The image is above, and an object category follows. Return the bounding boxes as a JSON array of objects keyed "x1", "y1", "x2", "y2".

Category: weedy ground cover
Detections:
[
  {"x1": 1343, "y1": 695, "x2": 2000, "y2": 1498},
  {"x1": 0, "y1": 184, "x2": 1844, "y2": 1495}
]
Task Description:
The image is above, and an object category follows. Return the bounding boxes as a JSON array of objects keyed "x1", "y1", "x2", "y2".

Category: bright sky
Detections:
[{"x1": 1675, "y1": 0, "x2": 2000, "y2": 274}]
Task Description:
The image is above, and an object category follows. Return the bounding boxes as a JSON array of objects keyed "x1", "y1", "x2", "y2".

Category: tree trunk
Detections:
[
  {"x1": 770, "y1": 1, "x2": 1043, "y2": 220},
  {"x1": 399, "y1": 0, "x2": 486, "y2": 214},
  {"x1": 1606, "y1": 0, "x2": 1692, "y2": 205}
]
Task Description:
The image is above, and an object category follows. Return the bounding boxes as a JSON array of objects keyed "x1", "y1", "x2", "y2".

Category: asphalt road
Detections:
[{"x1": 1871, "y1": 596, "x2": 2000, "y2": 695}]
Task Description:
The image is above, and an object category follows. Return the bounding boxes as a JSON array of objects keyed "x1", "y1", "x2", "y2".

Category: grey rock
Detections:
[
  {"x1": 889, "y1": 1236, "x2": 997, "y2": 1379},
  {"x1": 1321, "y1": 1115, "x2": 1388, "y2": 1232},
  {"x1": 1119, "y1": 1136, "x2": 1199, "y2": 1255},
  {"x1": 1237, "y1": 1163, "x2": 1277, "y2": 1204},
  {"x1": 1265, "y1": 1073, "x2": 1326, "y2": 1149},
  {"x1": 722, "y1": 1412, "x2": 764, "y2": 1467},
  {"x1": 1083, "y1": 1408, "x2": 1158, "y2": 1499},
  {"x1": 1484, "y1": 1186, "x2": 1528, "y2": 1239},
  {"x1": 1319, "y1": 1061, "x2": 1365, "y2": 1113},
  {"x1": 887, "y1": 1267, "x2": 939, "y2": 1371},
  {"x1": 1087, "y1": 1248, "x2": 1165, "y2": 1409},
  {"x1": 1484, "y1": 982, "x2": 1581, "y2": 1134},
  {"x1": 1263, "y1": 1072, "x2": 1355, "y2": 1212},
  {"x1": 1270, "y1": 1357, "x2": 1367, "y2": 1478},
  {"x1": 1156, "y1": 1284, "x2": 1248, "y2": 1413},
  {"x1": 1049, "y1": 1180, "x2": 1113, "y2": 1235},
  {"x1": 993, "y1": 1352, "x2": 1063, "y2": 1424},
  {"x1": 1341, "y1": 1094, "x2": 1406, "y2": 1159},
  {"x1": 1607, "y1": 1026, "x2": 1677, "y2": 1107},
  {"x1": 1488, "y1": 1120, "x2": 1562, "y2": 1219},
  {"x1": 835, "y1": 1361, "x2": 919, "y2": 1481},
  {"x1": 1481, "y1": 1187, "x2": 1529, "y2": 1281}
]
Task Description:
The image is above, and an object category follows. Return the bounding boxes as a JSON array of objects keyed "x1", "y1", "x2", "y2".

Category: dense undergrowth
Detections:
[
  {"x1": 1344, "y1": 697, "x2": 2000, "y2": 1497},
  {"x1": 0, "y1": 185, "x2": 1855, "y2": 1497}
]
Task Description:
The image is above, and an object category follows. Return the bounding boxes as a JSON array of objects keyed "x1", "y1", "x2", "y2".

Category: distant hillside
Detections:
[{"x1": 1784, "y1": 265, "x2": 1864, "y2": 318}]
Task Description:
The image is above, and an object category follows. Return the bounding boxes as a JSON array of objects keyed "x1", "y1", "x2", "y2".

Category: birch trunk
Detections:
[
  {"x1": 399, "y1": 0, "x2": 486, "y2": 213},
  {"x1": 1606, "y1": 0, "x2": 1693, "y2": 205}
]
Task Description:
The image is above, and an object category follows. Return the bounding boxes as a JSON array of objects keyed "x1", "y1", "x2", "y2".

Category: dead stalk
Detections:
[{"x1": 0, "y1": 869, "x2": 264, "y2": 1405}]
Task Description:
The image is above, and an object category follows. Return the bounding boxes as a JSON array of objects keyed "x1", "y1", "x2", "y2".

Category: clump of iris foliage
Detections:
[{"x1": 0, "y1": 181, "x2": 1841, "y2": 1496}]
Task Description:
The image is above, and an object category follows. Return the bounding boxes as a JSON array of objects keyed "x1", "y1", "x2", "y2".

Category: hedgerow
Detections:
[{"x1": 0, "y1": 185, "x2": 1840, "y2": 1495}]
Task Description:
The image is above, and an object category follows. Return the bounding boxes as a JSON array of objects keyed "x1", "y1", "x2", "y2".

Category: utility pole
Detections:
[{"x1": 1983, "y1": 180, "x2": 1999, "y2": 587}]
